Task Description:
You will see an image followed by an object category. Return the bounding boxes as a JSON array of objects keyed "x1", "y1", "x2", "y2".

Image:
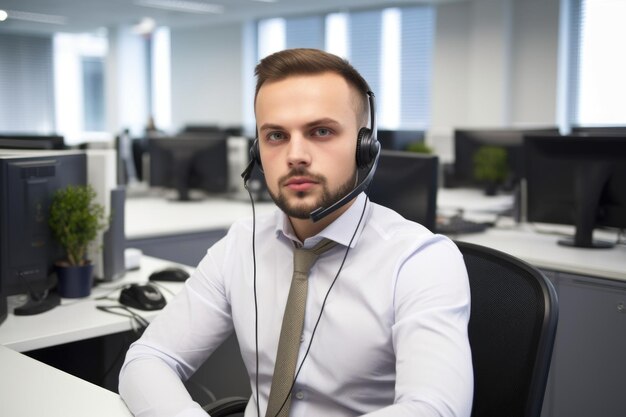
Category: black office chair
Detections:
[
  {"x1": 456, "y1": 240, "x2": 558, "y2": 417},
  {"x1": 203, "y1": 242, "x2": 559, "y2": 417}
]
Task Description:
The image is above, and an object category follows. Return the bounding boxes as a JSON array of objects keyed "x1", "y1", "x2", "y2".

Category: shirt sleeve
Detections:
[
  {"x1": 362, "y1": 236, "x2": 474, "y2": 417},
  {"x1": 118, "y1": 233, "x2": 236, "y2": 417}
]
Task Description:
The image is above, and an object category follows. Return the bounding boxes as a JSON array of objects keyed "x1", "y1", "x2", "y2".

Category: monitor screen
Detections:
[
  {"x1": 367, "y1": 150, "x2": 439, "y2": 231},
  {"x1": 0, "y1": 151, "x2": 87, "y2": 316},
  {"x1": 452, "y1": 128, "x2": 557, "y2": 190},
  {"x1": 148, "y1": 133, "x2": 229, "y2": 201},
  {"x1": 0, "y1": 134, "x2": 65, "y2": 150},
  {"x1": 377, "y1": 129, "x2": 425, "y2": 151},
  {"x1": 524, "y1": 134, "x2": 626, "y2": 248}
]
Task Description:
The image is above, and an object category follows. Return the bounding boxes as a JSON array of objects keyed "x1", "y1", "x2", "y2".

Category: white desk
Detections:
[
  {"x1": 126, "y1": 195, "x2": 275, "y2": 239},
  {"x1": 455, "y1": 225, "x2": 626, "y2": 281},
  {"x1": 0, "y1": 256, "x2": 192, "y2": 352},
  {"x1": 0, "y1": 344, "x2": 132, "y2": 417}
]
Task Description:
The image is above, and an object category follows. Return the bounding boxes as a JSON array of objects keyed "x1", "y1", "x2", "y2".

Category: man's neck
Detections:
[{"x1": 288, "y1": 198, "x2": 356, "y2": 241}]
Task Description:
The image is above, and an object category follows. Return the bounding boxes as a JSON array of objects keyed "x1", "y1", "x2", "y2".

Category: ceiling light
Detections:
[
  {"x1": 135, "y1": 0, "x2": 224, "y2": 14},
  {"x1": 0, "y1": 10, "x2": 8, "y2": 22},
  {"x1": 133, "y1": 17, "x2": 157, "y2": 35},
  {"x1": 4, "y1": 10, "x2": 67, "y2": 25}
]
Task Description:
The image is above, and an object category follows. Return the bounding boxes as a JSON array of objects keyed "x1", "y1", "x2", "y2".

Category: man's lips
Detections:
[{"x1": 284, "y1": 176, "x2": 318, "y2": 191}]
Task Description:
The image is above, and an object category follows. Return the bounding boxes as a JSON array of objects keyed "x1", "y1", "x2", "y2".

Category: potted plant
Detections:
[
  {"x1": 473, "y1": 145, "x2": 509, "y2": 196},
  {"x1": 48, "y1": 184, "x2": 108, "y2": 298}
]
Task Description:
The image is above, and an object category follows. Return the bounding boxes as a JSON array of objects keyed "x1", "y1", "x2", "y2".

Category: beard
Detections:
[{"x1": 269, "y1": 167, "x2": 357, "y2": 219}]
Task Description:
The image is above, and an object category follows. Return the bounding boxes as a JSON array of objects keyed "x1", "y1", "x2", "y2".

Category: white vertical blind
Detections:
[
  {"x1": 400, "y1": 6, "x2": 435, "y2": 129},
  {"x1": 576, "y1": 0, "x2": 626, "y2": 125},
  {"x1": 285, "y1": 15, "x2": 324, "y2": 50},
  {"x1": 256, "y1": 6, "x2": 435, "y2": 130},
  {"x1": 0, "y1": 33, "x2": 55, "y2": 133}
]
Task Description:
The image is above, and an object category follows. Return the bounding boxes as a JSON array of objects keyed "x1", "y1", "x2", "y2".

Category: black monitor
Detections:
[
  {"x1": 148, "y1": 133, "x2": 229, "y2": 201},
  {"x1": 452, "y1": 128, "x2": 558, "y2": 190},
  {"x1": 367, "y1": 150, "x2": 439, "y2": 231},
  {"x1": 524, "y1": 134, "x2": 626, "y2": 248},
  {"x1": 0, "y1": 151, "x2": 87, "y2": 317},
  {"x1": 0, "y1": 134, "x2": 65, "y2": 150},
  {"x1": 377, "y1": 129, "x2": 425, "y2": 150}
]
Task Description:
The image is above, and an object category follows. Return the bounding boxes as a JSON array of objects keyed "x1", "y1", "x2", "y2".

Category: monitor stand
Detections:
[{"x1": 558, "y1": 163, "x2": 614, "y2": 249}]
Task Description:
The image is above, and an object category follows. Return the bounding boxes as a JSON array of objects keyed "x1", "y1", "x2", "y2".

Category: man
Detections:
[{"x1": 119, "y1": 48, "x2": 473, "y2": 417}]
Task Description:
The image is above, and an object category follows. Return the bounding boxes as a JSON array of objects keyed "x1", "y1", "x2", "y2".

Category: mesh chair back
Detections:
[{"x1": 456, "y1": 241, "x2": 558, "y2": 417}]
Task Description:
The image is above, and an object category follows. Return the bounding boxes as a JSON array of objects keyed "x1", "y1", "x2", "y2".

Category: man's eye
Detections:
[
  {"x1": 313, "y1": 128, "x2": 332, "y2": 137},
  {"x1": 267, "y1": 132, "x2": 285, "y2": 141}
]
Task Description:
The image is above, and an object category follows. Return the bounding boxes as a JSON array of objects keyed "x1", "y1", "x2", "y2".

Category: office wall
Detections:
[
  {"x1": 170, "y1": 23, "x2": 245, "y2": 130},
  {"x1": 510, "y1": 0, "x2": 560, "y2": 126},
  {"x1": 432, "y1": 0, "x2": 559, "y2": 130}
]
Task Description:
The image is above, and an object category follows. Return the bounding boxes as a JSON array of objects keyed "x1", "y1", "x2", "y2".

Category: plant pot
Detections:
[
  {"x1": 484, "y1": 182, "x2": 498, "y2": 196},
  {"x1": 55, "y1": 263, "x2": 94, "y2": 298}
]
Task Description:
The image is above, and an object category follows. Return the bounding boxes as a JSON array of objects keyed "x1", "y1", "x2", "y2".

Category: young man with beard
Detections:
[{"x1": 119, "y1": 48, "x2": 473, "y2": 417}]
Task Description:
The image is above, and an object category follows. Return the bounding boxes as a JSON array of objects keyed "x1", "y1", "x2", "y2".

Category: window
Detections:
[
  {"x1": 567, "y1": 0, "x2": 626, "y2": 126},
  {"x1": 256, "y1": 6, "x2": 435, "y2": 130},
  {"x1": 82, "y1": 57, "x2": 105, "y2": 132},
  {"x1": 0, "y1": 33, "x2": 55, "y2": 133}
]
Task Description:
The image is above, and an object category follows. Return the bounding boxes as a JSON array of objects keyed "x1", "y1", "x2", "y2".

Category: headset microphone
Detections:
[{"x1": 242, "y1": 91, "x2": 380, "y2": 222}]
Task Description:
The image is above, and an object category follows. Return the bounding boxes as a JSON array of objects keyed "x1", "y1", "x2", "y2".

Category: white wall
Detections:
[
  {"x1": 170, "y1": 23, "x2": 245, "y2": 131},
  {"x1": 510, "y1": 0, "x2": 560, "y2": 126}
]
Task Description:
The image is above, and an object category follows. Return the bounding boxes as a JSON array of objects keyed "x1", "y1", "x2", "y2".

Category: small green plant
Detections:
[
  {"x1": 48, "y1": 185, "x2": 108, "y2": 266},
  {"x1": 405, "y1": 141, "x2": 433, "y2": 154},
  {"x1": 473, "y1": 145, "x2": 509, "y2": 184}
]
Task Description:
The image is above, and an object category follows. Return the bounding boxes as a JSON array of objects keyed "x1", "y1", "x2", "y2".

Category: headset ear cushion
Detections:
[
  {"x1": 250, "y1": 138, "x2": 262, "y2": 170},
  {"x1": 356, "y1": 128, "x2": 373, "y2": 169}
]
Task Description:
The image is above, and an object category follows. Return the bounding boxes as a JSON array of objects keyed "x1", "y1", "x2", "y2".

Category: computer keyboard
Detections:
[{"x1": 436, "y1": 217, "x2": 492, "y2": 235}]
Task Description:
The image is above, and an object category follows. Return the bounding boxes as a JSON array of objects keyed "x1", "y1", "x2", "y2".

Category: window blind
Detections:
[{"x1": 0, "y1": 33, "x2": 55, "y2": 133}]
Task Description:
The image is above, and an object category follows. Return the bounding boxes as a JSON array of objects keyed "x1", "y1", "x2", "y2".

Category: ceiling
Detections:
[{"x1": 0, "y1": 0, "x2": 457, "y2": 35}]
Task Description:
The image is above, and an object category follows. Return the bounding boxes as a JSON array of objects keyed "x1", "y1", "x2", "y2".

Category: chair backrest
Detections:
[{"x1": 455, "y1": 241, "x2": 558, "y2": 417}]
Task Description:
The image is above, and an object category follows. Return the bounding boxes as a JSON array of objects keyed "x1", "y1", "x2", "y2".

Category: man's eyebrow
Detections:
[
  {"x1": 258, "y1": 118, "x2": 342, "y2": 133},
  {"x1": 304, "y1": 118, "x2": 341, "y2": 128},
  {"x1": 258, "y1": 123, "x2": 283, "y2": 132}
]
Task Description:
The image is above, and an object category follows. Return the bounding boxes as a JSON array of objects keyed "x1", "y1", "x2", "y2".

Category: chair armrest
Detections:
[{"x1": 202, "y1": 396, "x2": 248, "y2": 417}]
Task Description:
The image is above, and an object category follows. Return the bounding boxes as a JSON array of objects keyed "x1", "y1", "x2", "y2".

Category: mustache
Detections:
[{"x1": 279, "y1": 167, "x2": 326, "y2": 185}]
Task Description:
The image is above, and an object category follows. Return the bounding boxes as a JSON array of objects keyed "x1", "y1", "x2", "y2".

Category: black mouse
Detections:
[
  {"x1": 119, "y1": 283, "x2": 166, "y2": 311},
  {"x1": 149, "y1": 267, "x2": 190, "y2": 283}
]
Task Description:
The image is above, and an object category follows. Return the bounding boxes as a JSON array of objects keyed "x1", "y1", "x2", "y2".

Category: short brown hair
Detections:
[{"x1": 254, "y1": 48, "x2": 371, "y2": 127}]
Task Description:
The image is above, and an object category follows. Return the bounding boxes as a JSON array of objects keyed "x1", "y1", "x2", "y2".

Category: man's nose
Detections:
[{"x1": 286, "y1": 135, "x2": 312, "y2": 168}]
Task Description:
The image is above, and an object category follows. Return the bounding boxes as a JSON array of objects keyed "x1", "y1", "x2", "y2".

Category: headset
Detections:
[{"x1": 241, "y1": 91, "x2": 380, "y2": 222}]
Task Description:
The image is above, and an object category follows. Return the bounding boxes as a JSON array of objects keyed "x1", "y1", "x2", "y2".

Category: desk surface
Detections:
[
  {"x1": 124, "y1": 190, "x2": 626, "y2": 282},
  {"x1": 125, "y1": 195, "x2": 275, "y2": 239},
  {"x1": 0, "y1": 256, "x2": 191, "y2": 353},
  {"x1": 455, "y1": 224, "x2": 626, "y2": 281},
  {"x1": 0, "y1": 344, "x2": 132, "y2": 417}
]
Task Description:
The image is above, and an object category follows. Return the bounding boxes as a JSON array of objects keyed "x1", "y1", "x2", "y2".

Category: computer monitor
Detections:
[
  {"x1": 0, "y1": 134, "x2": 65, "y2": 150},
  {"x1": 377, "y1": 129, "x2": 425, "y2": 151},
  {"x1": 452, "y1": 128, "x2": 558, "y2": 190},
  {"x1": 0, "y1": 151, "x2": 87, "y2": 316},
  {"x1": 367, "y1": 150, "x2": 439, "y2": 231},
  {"x1": 524, "y1": 134, "x2": 626, "y2": 248},
  {"x1": 148, "y1": 133, "x2": 229, "y2": 201}
]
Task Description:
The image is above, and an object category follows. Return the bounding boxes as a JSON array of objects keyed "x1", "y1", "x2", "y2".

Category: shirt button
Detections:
[
  {"x1": 295, "y1": 391, "x2": 305, "y2": 400},
  {"x1": 300, "y1": 335, "x2": 305, "y2": 343}
]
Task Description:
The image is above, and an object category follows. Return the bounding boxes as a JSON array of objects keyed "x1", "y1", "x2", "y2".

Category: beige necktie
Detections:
[{"x1": 265, "y1": 238, "x2": 337, "y2": 417}]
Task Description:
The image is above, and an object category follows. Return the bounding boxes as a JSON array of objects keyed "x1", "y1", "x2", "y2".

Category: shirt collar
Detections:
[{"x1": 274, "y1": 193, "x2": 370, "y2": 249}]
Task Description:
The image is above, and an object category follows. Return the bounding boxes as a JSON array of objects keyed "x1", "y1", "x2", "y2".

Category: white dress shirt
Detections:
[{"x1": 119, "y1": 193, "x2": 473, "y2": 417}]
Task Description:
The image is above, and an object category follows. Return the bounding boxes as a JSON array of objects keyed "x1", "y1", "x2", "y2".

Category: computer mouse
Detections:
[
  {"x1": 119, "y1": 283, "x2": 166, "y2": 311},
  {"x1": 148, "y1": 267, "x2": 190, "y2": 283}
]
